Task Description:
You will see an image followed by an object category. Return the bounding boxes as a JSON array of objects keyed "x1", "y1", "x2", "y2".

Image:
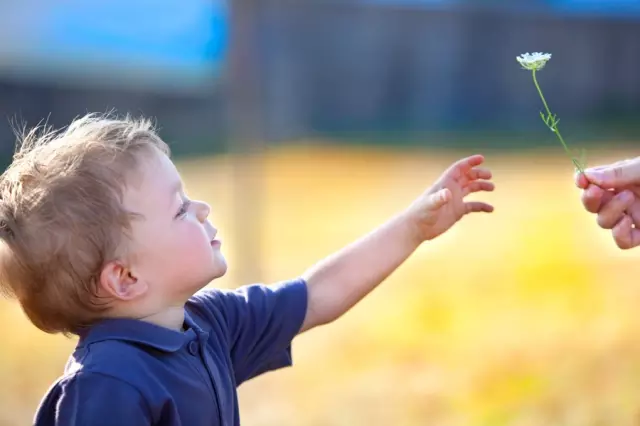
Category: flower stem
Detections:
[{"x1": 532, "y1": 69, "x2": 584, "y2": 174}]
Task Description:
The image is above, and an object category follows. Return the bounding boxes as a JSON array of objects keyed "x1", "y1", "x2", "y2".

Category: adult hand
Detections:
[{"x1": 575, "y1": 158, "x2": 640, "y2": 249}]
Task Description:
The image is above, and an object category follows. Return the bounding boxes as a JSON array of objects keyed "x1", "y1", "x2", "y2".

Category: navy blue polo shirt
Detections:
[{"x1": 33, "y1": 278, "x2": 308, "y2": 426}]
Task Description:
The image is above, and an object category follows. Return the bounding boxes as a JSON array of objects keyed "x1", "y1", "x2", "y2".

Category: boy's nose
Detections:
[{"x1": 194, "y1": 201, "x2": 211, "y2": 222}]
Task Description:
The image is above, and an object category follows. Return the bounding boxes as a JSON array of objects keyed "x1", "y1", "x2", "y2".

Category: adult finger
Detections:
[
  {"x1": 596, "y1": 190, "x2": 634, "y2": 229},
  {"x1": 612, "y1": 215, "x2": 640, "y2": 250},
  {"x1": 575, "y1": 172, "x2": 589, "y2": 189},
  {"x1": 584, "y1": 158, "x2": 640, "y2": 189},
  {"x1": 581, "y1": 184, "x2": 613, "y2": 214}
]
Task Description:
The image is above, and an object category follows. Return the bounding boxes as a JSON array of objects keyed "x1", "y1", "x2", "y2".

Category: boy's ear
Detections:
[{"x1": 99, "y1": 261, "x2": 147, "y2": 301}]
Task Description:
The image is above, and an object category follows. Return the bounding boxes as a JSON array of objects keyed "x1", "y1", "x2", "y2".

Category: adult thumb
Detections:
[
  {"x1": 585, "y1": 158, "x2": 640, "y2": 189},
  {"x1": 427, "y1": 188, "x2": 452, "y2": 211}
]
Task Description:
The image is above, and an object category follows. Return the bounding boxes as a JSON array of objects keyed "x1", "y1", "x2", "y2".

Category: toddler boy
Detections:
[{"x1": 0, "y1": 113, "x2": 494, "y2": 425}]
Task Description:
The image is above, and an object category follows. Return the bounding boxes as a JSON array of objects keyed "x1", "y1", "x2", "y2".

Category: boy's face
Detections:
[{"x1": 122, "y1": 149, "x2": 227, "y2": 305}]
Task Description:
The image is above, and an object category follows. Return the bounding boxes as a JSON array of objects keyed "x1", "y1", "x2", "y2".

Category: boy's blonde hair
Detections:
[{"x1": 0, "y1": 113, "x2": 169, "y2": 335}]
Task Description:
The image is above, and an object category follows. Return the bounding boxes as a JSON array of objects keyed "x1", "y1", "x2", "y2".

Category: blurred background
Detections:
[{"x1": 1, "y1": 0, "x2": 640, "y2": 425}]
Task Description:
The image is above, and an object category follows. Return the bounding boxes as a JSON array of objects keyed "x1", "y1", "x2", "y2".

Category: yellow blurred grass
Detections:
[{"x1": 2, "y1": 145, "x2": 640, "y2": 425}]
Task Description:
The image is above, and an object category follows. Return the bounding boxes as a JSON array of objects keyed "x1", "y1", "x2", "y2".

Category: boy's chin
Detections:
[
  {"x1": 207, "y1": 256, "x2": 228, "y2": 281},
  {"x1": 211, "y1": 262, "x2": 228, "y2": 279}
]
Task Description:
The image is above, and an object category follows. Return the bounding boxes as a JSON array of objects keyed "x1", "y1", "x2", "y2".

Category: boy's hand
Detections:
[
  {"x1": 299, "y1": 154, "x2": 494, "y2": 332},
  {"x1": 405, "y1": 154, "x2": 494, "y2": 241}
]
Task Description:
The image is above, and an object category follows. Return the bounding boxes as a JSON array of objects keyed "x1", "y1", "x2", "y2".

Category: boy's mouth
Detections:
[{"x1": 210, "y1": 233, "x2": 221, "y2": 247}]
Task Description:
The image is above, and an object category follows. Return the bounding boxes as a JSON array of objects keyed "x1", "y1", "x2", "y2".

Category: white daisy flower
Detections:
[{"x1": 516, "y1": 52, "x2": 552, "y2": 71}]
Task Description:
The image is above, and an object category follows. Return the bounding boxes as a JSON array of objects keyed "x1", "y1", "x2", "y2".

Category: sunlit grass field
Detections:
[{"x1": 2, "y1": 144, "x2": 640, "y2": 425}]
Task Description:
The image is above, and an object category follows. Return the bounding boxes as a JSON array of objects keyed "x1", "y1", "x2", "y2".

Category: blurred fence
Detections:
[
  {"x1": 259, "y1": 1, "x2": 640, "y2": 142},
  {"x1": 0, "y1": 1, "x2": 639, "y2": 166}
]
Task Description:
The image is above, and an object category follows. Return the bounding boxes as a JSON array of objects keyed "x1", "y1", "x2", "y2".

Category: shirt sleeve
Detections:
[
  {"x1": 189, "y1": 278, "x2": 308, "y2": 385},
  {"x1": 34, "y1": 373, "x2": 151, "y2": 426}
]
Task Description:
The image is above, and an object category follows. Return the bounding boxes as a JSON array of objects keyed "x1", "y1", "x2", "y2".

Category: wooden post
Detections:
[{"x1": 226, "y1": 0, "x2": 265, "y2": 286}]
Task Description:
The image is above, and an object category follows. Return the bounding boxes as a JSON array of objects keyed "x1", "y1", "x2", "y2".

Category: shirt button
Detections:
[{"x1": 188, "y1": 340, "x2": 199, "y2": 356}]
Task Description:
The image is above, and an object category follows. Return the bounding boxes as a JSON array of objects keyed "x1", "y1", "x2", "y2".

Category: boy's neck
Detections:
[{"x1": 139, "y1": 306, "x2": 186, "y2": 331}]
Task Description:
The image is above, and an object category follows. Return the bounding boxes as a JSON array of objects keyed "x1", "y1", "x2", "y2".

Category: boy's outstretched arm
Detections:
[{"x1": 299, "y1": 154, "x2": 494, "y2": 333}]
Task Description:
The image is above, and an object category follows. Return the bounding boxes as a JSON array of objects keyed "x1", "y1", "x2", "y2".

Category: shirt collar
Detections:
[{"x1": 78, "y1": 311, "x2": 205, "y2": 352}]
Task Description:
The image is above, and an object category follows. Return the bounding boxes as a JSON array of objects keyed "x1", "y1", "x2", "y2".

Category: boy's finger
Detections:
[
  {"x1": 596, "y1": 190, "x2": 633, "y2": 229},
  {"x1": 612, "y1": 215, "x2": 640, "y2": 250},
  {"x1": 463, "y1": 181, "x2": 495, "y2": 196},
  {"x1": 465, "y1": 201, "x2": 494, "y2": 214},
  {"x1": 427, "y1": 188, "x2": 451, "y2": 211},
  {"x1": 451, "y1": 155, "x2": 485, "y2": 173},
  {"x1": 467, "y1": 167, "x2": 492, "y2": 181}
]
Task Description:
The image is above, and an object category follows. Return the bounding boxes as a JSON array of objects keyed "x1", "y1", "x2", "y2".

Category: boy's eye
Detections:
[{"x1": 175, "y1": 200, "x2": 191, "y2": 218}]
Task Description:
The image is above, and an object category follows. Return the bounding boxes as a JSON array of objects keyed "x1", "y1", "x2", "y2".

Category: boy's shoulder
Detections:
[
  {"x1": 187, "y1": 279, "x2": 307, "y2": 314},
  {"x1": 34, "y1": 323, "x2": 174, "y2": 426},
  {"x1": 47, "y1": 339, "x2": 151, "y2": 410},
  {"x1": 185, "y1": 279, "x2": 308, "y2": 336},
  {"x1": 36, "y1": 316, "x2": 226, "y2": 425},
  {"x1": 64, "y1": 318, "x2": 199, "y2": 387}
]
